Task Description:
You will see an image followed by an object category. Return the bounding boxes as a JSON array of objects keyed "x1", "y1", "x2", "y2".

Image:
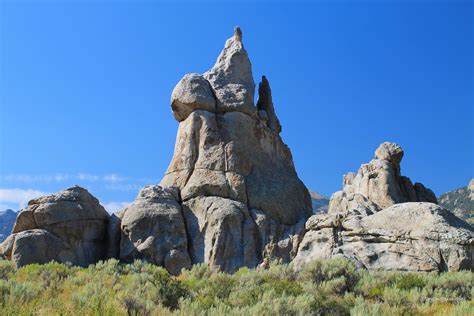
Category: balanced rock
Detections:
[
  {"x1": 0, "y1": 186, "x2": 109, "y2": 267},
  {"x1": 293, "y1": 143, "x2": 474, "y2": 272},
  {"x1": 160, "y1": 28, "x2": 312, "y2": 272},
  {"x1": 171, "y1": 73, "x2": 216, "y2": 122}
]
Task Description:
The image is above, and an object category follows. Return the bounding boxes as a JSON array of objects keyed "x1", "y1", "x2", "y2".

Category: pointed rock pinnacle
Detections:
[{"x1": 234, "y1": 26, "x2": 242, "y2": 42}]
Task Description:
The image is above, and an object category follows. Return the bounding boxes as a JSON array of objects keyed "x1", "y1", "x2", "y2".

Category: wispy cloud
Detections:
[
  {"x1": 0, "y1": 188, "x2": 132, "y2": 213},
  {"x1": 77, "y1": 173, "x2": 100, "y2": 182},
  {"x1": 103, "y1": 201, "x2": 130, "y2": 213},
  {"x1": 105, "y1": 183, "x2": 143, "y2": 192},
  {"x1": 1, "y1": 173, "x2": 128, "y2": 184},
  {"x1": 103, "y1": 174, "x2": 125, "y2": 184},
  {"x1": 2, "y1": 174, "x2": 69, "y2": 183},
  {"x1": 0, "y1": 188, "x2": 48, "y2": 210}
]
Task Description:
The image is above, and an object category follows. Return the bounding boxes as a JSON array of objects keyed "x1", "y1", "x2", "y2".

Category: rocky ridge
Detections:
[
  {"x1": 439, "y1": 179, "x2": 474, "y2": 224},
  {"x1": 309, "y1": 191, "x2": 329, "y2": 213},
  {"x1": 1, "y1": 29, "x2": 473, "y2": 273},
  {"x1": 0, "y1": 209, "x2": 17, "y2": 242}
]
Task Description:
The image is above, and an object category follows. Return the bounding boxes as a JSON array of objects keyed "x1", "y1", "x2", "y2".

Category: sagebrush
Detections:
[{"x1": 0, "y1": 258, "x2": 472, "y2": 315}]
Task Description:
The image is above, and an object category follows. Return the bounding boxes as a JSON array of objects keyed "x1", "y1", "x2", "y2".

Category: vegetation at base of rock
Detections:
[{"x1": 0, "y1": 258, "x2": 472, "y2": 316}]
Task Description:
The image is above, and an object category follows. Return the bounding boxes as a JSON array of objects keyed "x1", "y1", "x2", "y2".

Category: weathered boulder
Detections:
[
  {"x1": 116, "y1": 185, "x2": 191, "y2": 275},
  {"x1": 0, "y1": 186, "x2": 109, "y2": 267},
  {"x1": 293, "y1": 143, "x2": 474, "y2": 272},
  {"x1": 171, "y1": 73, "x2": 216, "y2": 122},
  {"x1": 160, "y1": 27, "x2": 312, "y2": 272},
  {"x1": 294, "y1": 203, "x2": 474, "y2": 272},
  {"x1": 182, "y1": 196, "x2": 259, "y2": 272}
]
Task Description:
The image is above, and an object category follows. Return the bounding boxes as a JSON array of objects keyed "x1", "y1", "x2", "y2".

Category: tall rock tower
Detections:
[{"x1": 159, "y1": 27, "x2": 312, "y2": 272}]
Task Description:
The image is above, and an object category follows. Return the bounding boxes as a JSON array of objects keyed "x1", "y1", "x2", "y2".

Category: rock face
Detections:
[
  {"x1": 110, "y1": 185, "x2": 192, "y2": 275},
  {"x1": 0, "y1": 186, "x2": 109, "y2": 268},
  {"x1": 439, "y1": 179, "x2": 474, "y2": 225},
  {"x1": 293, "y1": 143, "x2": 474, "y2": 272},
  {"x1": 160, "y1": 27, "x2": 312, "y2": 272}
]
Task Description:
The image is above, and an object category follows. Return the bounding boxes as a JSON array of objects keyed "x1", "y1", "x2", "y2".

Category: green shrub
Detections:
[
  {"x1": 0, "y1": 258, "x2": 471, "y2": 315},
  {"x1": 395, "y1": 273, "x2": 427, "y2": 290},
  {"x1": 300, "y1": 257, "x2": 360, "y2": 294}
]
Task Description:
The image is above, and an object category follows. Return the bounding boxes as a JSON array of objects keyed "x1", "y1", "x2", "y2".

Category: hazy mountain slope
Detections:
[
  {"x1": 0, "y1": 209, "x2": 17, "y2": 242},
  {"x1": 438, "y1": 179, "x2": 474, "y2": 224},
  {"x1": 309, "y1": 190, "x2": 329, "y2": 213}
]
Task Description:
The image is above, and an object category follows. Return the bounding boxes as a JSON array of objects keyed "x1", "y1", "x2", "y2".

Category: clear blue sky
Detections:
[{"x1": 0, "y1": 1, "x2": 473, "y2": 212}]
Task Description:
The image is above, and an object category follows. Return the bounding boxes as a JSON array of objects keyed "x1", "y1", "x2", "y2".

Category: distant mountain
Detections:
[
  {"x1": 0, "y1": 209, "x2": 17, "y2": 242},
  {"x1": 438, "y1": 179, "x2": 474, "y2": 225},
  {"x1": 309, "y1": 190, "x2": 329, "y2": 214}
]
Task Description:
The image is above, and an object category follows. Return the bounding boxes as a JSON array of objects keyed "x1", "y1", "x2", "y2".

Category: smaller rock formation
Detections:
[
  {"x1": 293, "y1": 142, "x2": 474, "y2": 272},
  {"x1": 109, "y1": 185, "x2": 191, "y2": 275},
  {"x1": 0, "y1": 186, "x2": 109, "y2": 267},
  {"x1": 256, "y1": 75, "x2": 282, "y2": 133},
  {"x1": 329, "y1": 142, "x2": 437, "y2": 214}
]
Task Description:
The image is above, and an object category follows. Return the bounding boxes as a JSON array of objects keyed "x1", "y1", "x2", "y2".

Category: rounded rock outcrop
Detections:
[
  {"x1": 0, "y1": 186, "x2": 109, "y2": 267},
  {"x1": 171, "y1": 73, "x2": 216, "y2": 121},
  {"x1": 113, "y1": 185, "x2": 192, "y2": 275},
  {"x1": 374, "y1": 141, "x2": 404, "y2": 166}
]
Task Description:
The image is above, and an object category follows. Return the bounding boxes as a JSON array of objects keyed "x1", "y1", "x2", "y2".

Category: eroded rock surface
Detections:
[
  {"x1": 329, "y1": 142, "x2": 437, "y2": 214},
  {"x1": 113, "y1": 186, "x2": 191, "y2": 275},
  {"x1": 160, "y1": 27, "x2": 312, "y2": 272},
  {"x1": 293, "y1": 143, "x2": 474, "y2": 272},
  {"x1": 0, "y1": 186, "x2": 109, "y2": 267}
]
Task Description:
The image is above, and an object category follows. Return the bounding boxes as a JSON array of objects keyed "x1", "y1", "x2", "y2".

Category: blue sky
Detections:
[{"x1": 0, "y1": 1, "x2": 473, "y2": 212}]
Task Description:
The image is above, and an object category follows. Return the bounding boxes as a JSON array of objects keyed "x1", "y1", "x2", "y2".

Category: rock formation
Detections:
[
  {"x1": 329, "y1": 142, "x2": 437, "y2": 215},
  {"x1": 1, "y1": 29, "x2": 472, "y2": 275},
  {"x1": 293, "y1": 143, "x2": 474, "y2": 272},
  {"x1": 0, "y1": 186, "x2": 109, "y2": 268},
  {"x1": 107, "y1": 185, "x2": 192, "y2": 275},
  {"x1": 160, "y1": 27, "x2": 312, "y2": 272}
]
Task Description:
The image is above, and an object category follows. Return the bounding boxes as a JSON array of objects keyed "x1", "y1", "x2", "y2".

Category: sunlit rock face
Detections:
[
  {"x1": 160, "y1": 27, "x2": 312, "y2": 272},
  {"x1": 0, "y1": 186, "x2": 109, "y2": 268},
  {"x1": 293, "y1": 143, "x2": 474, "y2": 272}
]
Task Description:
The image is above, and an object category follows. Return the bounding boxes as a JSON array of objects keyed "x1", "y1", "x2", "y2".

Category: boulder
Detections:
[
  {"x1": 117, "y1": 186, "x2": 191, "y2": 275},
  {"x1": 182, "y1": 196, "x2": 259, "y2": 272},
  {"x1": 171, "y1": 73, "x2": 216, "y2": 122},
  {"x1": 294, "y1": 203, "x2": 474, "y2": 272},
  {"x1": 0, "y1": 186, "x2": 109, "y2": 267}
]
